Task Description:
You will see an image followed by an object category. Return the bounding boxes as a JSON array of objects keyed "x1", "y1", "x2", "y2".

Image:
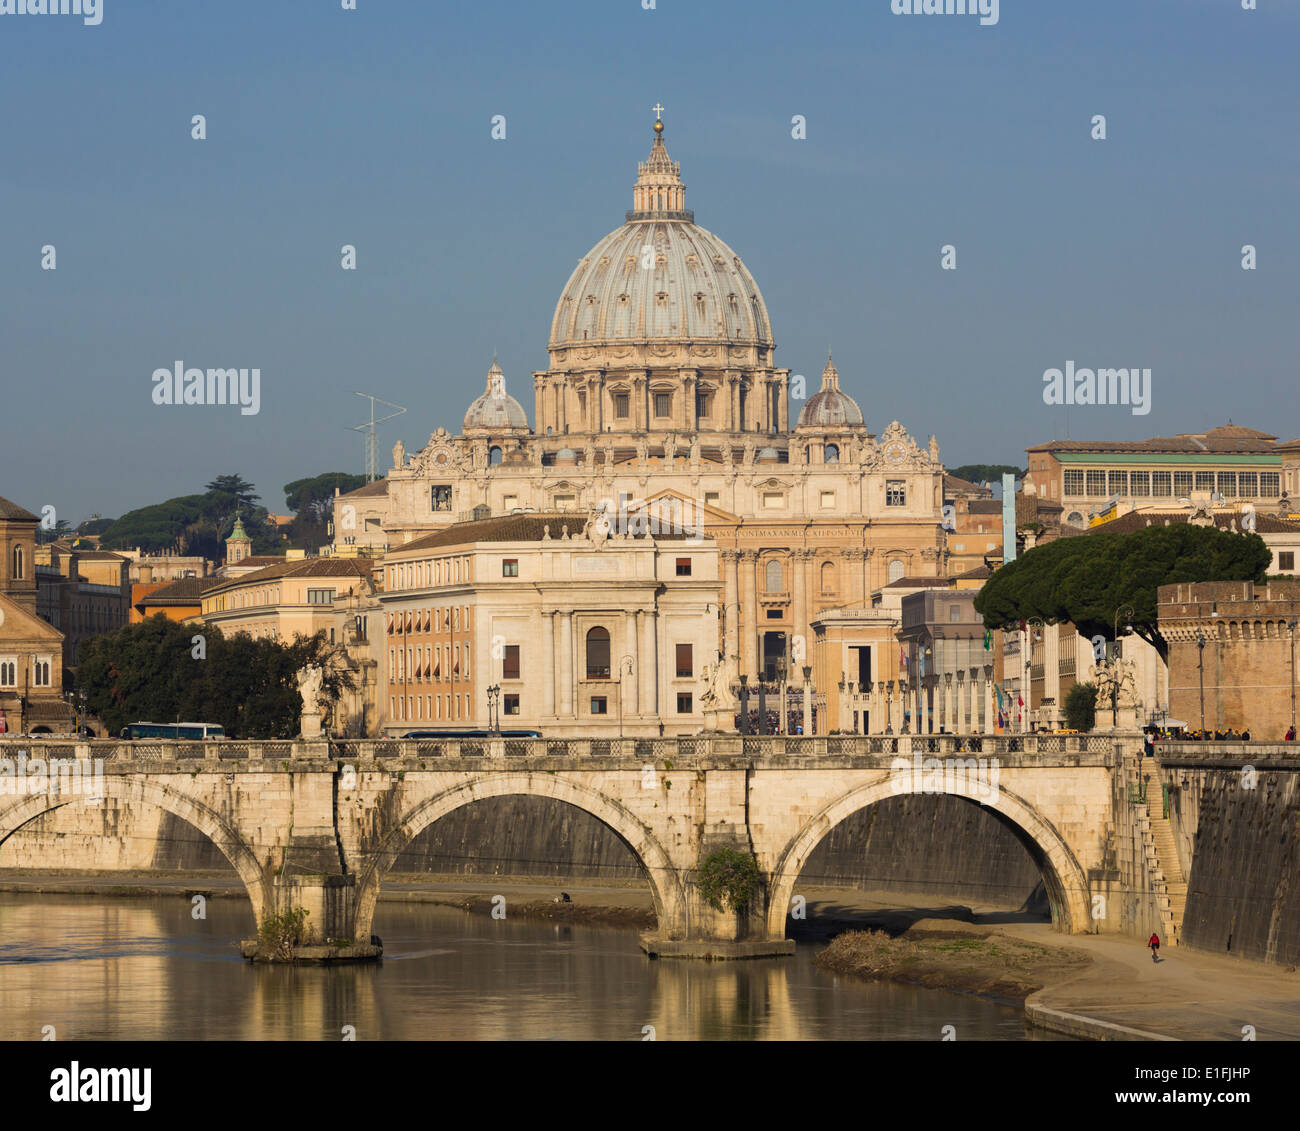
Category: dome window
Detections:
[
  {"x1": 655, "y1": 292, "x2": 669, "y2": 305},
  {"x1": 685, "y1": 254, "x2": 699, "y2": 268},
  {"x1": 694, "y1": 293, "x2": 706, "y2": 316},
  {"x1": 598, "y1": 256, "x2": 610, "y2": 267},
  {"x1": 586, "y1": 294, "x2": 598, "y2": 305},
  {"x1": 713, "y1": 256, "x2": 725, "y2": 268},
  {"x1": 825, "y1": 444, "x2": 840, "y2": 463},
  {"x1": 655, "y1": 254, "x2": 667, "y2": 268},
  {"x1": 625, "y1": 255, "x2": 637, "y2": 269},
  {"x1": 618, "y1": 292, "x2": 629, "y2": 304}
]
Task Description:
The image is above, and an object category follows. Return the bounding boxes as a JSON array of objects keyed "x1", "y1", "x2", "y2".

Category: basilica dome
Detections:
[
  {"x1": 548, "y1": 121, "x2": 774, "y2": 351},
  {"x1": 797, "y1": 355, "x2": 865, "y2": 430},
  {"x1": 463, "y1": 359, "x2": 530, "y2": 432}
]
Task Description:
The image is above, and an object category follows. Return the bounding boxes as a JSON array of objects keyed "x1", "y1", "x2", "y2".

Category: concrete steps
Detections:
[{"x1": 1145, "y1": 792, "x2": 1186, "y2": 942}]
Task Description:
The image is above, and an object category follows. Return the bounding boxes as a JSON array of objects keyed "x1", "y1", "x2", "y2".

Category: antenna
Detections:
[{"x1": 350, "y1": 392, "x2": 407, "y2": 482}]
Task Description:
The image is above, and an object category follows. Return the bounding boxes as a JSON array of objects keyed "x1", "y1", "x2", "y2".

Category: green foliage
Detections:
[
  {"x1": 697, "y1": 847, "x2": 762, "y2": 914},
  {"x1": 284, "y1": 473, "x2": 367, "y2": 521},
  {"x1": 1064, "y1": 682, "x2": 1098, "y2": 732},
  {"x1": 76, "y1": 617, "x2": 355, "y2": 738},
  {"x1": 35, "y1": 518, "x2": 73, "y2": 544},
  {"x1": 948, "y1": 464, "x2": 1025, "y2": 486},
  {"x1": 95, "y1": 475, "x2": 281, "y2": 556},
  {"x1": 974, "y1": 523, "x2": 1270, "y2": 658},
  {"x1": 259, "y1": 907, "x2": 309, "y2": 960}
]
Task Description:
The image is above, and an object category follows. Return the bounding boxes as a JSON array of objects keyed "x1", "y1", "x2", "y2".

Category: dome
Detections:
[
  {"x1": 464, "y1": 359, "x2": 530, "y2": 432},
  {"x1": 548, "y1": 123, "x2": 773, "y2": 351},
  {"x1": 797, "y1": 354, "x2": 864, "y2": 430}
]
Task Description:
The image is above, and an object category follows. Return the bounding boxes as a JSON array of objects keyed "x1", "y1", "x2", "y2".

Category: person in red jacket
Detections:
[{"x1": 1148, "y1": 932, "x2": 1161, "y2": 962}]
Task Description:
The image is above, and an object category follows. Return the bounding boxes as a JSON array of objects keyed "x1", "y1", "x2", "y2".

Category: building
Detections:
[
  {"x1": 1025, "y1": 424, "x2": 1287, "y2": 529},
  {"x1": 1160, "y1": 580, "x2": 1300, "y2": 737},
  {"x1": 332, "y1": 117, "x2": 950, "y2": 705},
  {"x1": 0, "y1": 496, "x2": 73, "y2": 734},
  {"x1": 33, "y1": 540, "x2": 130, "y2": 671},
  {"x1": 378, "y1": 510, "x2": 720, "y2": 736},
  {"x1": 132, "y1": 575, "x2": 220, "y2": 624}
]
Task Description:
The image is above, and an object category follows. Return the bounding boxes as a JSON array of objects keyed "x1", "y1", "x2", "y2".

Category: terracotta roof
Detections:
[
  {"x1": 880, "y1": 576, "x2": 954, "y2": 590},
  {"x1": 0, "y1": 495, "x2": 39, "y2": 522},
  {"x1": 394, "y1": 511, "x2": 700, "y2": 555},
  {"x1": 137, "y1": 576, "x2": 222, "y2": 605},
  {"x1": 1028, "y1": 423, "x2": 1278, "y2": 456},
  {"x1": 965, "y1": 499, "x2": 1003, "y2": 515},
  {"x1": 337, "y1": 479, "x2": 390, "y2": 500},
  {"x1": 954, "y1": 564, "x2": 993, "y2": 580},
  {"x1": 206, "y1": 557, "x2": 373, "y2": 595},
  {"x1": 943, "y1": 474, "x2": 993, "y2": 497}
]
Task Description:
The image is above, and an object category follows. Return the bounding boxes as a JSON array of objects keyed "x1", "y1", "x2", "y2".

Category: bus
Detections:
[
  {"x1": 401, "y1": 729, "x2": 542, "y2": 739},
  {"x1": 119, "y1": 722, "x2": 226, "y2": 740}
]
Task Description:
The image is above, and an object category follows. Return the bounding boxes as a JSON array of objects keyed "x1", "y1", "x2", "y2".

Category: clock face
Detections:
[{"x1": 885, "y1": 442, "x2": 905, "y2": 464}]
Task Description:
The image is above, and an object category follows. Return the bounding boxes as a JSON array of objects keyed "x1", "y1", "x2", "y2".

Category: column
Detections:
[
  {"x1": 969, "y1": 669, "x2": 979, "y2": 732},
  {"x1": 740, "y1": 551, "x2": 759, "y2": 680},
  {"x1": 925, "y1": 681, "x2": 934, "y2": 734},
  {"x1": 778, "y1": 377, "x2": 789, "y2": 432},
  {"x1": 728, "y1": 375, "x2": 740, "y2": 432},
  {"x1": 860, "y1": 549, "x2": 872, "y2": 606},
  {"x1": 954, "y1": 673, "x2": 965, "y2": 733},
  {"x1": 723, "y1": 550, "x2": 741, "y2": 668},
  {"x1": 637, "y1": 609, "x2": 653, "y2": 718},
  {"x1": 792, "y1": 549, "x2": 808, "y2": 657},
  {"x1": 557, "y1": 612, "x2": 573, "y2": 717},
  {"x1": 625, "y1": 610, "x2": 639, "y2": 716},
  {"x1": 542, "y1": 611, "x2": 556, "y2": 717},
  {"x1": 983, "y1": 669, "x2": 995, "y2": 733},
  {"x1": 942, "y1": 675, "x2": 954, "y2": 733},
  {"x1": 802, "y1": 676, "x2": 812, "y2": 737}
]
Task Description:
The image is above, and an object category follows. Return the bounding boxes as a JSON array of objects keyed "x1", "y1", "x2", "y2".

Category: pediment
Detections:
[{"x1": 0, "y1": 595, "x2": 64, "y2": 643}]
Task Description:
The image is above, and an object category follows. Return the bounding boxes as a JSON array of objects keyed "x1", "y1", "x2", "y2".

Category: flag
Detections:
[
  {"x1": 983, "y1": 627, "x2": 992, "y2": 651},
  {"x1": 900, "y1": 644, "x2": 907, "y2": 669}
]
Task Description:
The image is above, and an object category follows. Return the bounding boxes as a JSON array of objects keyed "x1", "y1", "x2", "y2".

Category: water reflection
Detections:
[{"x1": 0, "y1": 896, "x2": 1064, "y2": 1041}]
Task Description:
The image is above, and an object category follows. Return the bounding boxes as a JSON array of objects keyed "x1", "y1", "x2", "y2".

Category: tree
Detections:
[
  {"x1": 1064, "y1": 682, "x2": 1097, "y2": 732},
  {"x1": 35, "y1": 518, "x2": 73, "y2": 545},
  {"x1": 77, "y1": 618, "x2": 355, "y2": 738},
  {"x1": 284, "y1": 473, "x2": 367, "y2": 523},
  {"x1": 974, "y1": 523, "x2": 1270, "y2": 660},
  {"x1": 948, "y1": 464, "x2": 1025, "y2": 486}
]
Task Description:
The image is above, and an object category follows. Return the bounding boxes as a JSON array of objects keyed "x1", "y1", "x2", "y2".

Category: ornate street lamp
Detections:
[
  {"x1": 486, "y1": 683, "x2": 500, "y2": 735},
  {"x1": 1195, "y1": 630, "x2": 1207, "y2": 732},
  {"x1": 739, "y1": 673, "x2": 750, "y2": 736}
]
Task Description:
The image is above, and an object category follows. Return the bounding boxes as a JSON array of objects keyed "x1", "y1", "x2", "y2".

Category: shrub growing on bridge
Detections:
[
  {"x1": 1064, "y1": 681, "x2": 1098, "y2": 732},
  {"x1": 697, "y1": 848, "x2": 762, "y2": 914}
]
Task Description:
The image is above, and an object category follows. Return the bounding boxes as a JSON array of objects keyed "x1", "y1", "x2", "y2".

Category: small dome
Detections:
[
  {"x1": 797, "y1": 354, "x2": 864, "y2": 430},
  {"x1": 464, "y1": 359, "x2": 530, "y2": 432}
]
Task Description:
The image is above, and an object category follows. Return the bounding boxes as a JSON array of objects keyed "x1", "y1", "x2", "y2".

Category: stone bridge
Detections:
[{"x1": 0, "y1": 732, "x2": 1142, "y2": 957}]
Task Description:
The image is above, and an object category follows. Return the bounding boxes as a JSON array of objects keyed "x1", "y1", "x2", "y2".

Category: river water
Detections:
[{"x1": 0, "y1": 895, "x2": 1065, "y2": 1040}]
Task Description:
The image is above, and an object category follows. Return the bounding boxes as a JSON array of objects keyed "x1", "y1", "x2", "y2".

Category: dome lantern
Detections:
[
  {"x1": 796, "y1": 350, "x2": 865, "y2": 431},
  {"x1": 463, "y1": 359, "x2": 530, "y2": 433}
]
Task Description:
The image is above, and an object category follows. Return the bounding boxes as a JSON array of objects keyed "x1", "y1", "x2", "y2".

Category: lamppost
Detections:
[
  {"x1": 739, "y1": 674, "x2": 750, "y2": 735},
  {"x1": 776, "y1": 656, "x2": 787, "y2": 734},
  {"x1": 1024, "y1": 617, "x2": 1045, "y2": 733},
  {"x1": 922, "y1": 646, "x2": 932, "y2": 734},
  {"x1": 1195, "y1": 630, "x2": 1207, "y2": 732},
  {"x1": 838, "y1": 676, "x2": 847, "y2": 734},
  {"x1": 617, "y1": 654, "x2": 635, "y2": 740},
  {"x1": 802, "y1": 664, "x2": 813, "y2": 737},
  {"x1": 485, "y1": 684, "x2": 500, "y2": 734}
]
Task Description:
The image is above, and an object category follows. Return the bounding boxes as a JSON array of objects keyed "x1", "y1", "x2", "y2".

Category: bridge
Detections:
[{"x1": 0, "y1": 732, "x2": 1165, "y2": 958}]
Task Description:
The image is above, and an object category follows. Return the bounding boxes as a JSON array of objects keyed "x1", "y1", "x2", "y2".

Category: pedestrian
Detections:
[
  {"x1": 1286, "y1": 725, "x2": 1296, "y2": 742},
  {"x1": 1148, "y1": 931, "x2": 1160, "y2": 963}
]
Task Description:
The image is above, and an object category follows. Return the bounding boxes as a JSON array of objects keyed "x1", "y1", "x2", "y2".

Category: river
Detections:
[{"x1": 0, "y1": 894, "x2": 1067, "y2": 1040}]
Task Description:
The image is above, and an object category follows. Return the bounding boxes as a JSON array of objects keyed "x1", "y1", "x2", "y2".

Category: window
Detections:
[
  {"x1": 489, "y1": 446, "x2": 503, "y2": 466},
  {"x1": 1217, "y1": 472, "x2": 1237, "y2": 497},
  {"x1": 503, "y1": 645, "x2": 520, "y2": 680},
  {"x1": 695, "y1": 391, "x2": 709, "y2": 419},
  {"x1": 676, "y1": 643, "x2": 693, "y2": 678},
  {"x1": 1129, "y1": 471, "x2": 1150, "y2": 497},
  {"x1": 504, "y1": 694, "x2": 520, "y2": 715},
  {"x1": 886, "y1": 481, "x2": 906, "y2": 507},
  {"x1": 502, "y1": 558, "x2": 519, "y2": 577},
  {"x1": 820, "y1": 491, "x2": 835, "y2": 509},
  {"x1": 1108, "y1": 470, "x2": 1127, "y2": 495},
  {"x1": 762, "y1": 492, "x2": 783, "y2": 510},
  {"x1": 1151, "y1": 471, "x2": 1172, "y2": 497},
  {"x1": 677, "y1": 693, "x2": 693, "y2": 713},
  {"x1": 554, "y1": 494, "x2": 576, "y2": 510},
  {"x1": 12, "y1": 546, "x2": 23, "y2": 579},
  {"x1": 765, "y1": 559, "x2": 783, "y2": 593},
  {"x1": 1193, "y1": 471, "x2": 1214, "y2": 492},
  {"x1": 431, "y1": 485, "x2": 452, "y2": 512},
  {"x1": 614, "y1": 393, "x2": 629, "y2": 419},
  {"x1": 1277, "y1": 551, "x2": 1296, "y2": 571},
  {"x1": 705, "y1": 491, "x2": 720, "y2": 507},
  {"x1": 1239, "y1": 472, "x2": 1258, "y2": 497},
  {"x1": 33, "y1": 659, "x2": 50, "y2": 687},
  {"x1": 1086, "y1": 470, "x2": 1107, "y2": 497},
  {"x1": 820, "y1": 560, "x2": 836, "y2": 594},
  {"x1": 824, "y1": 444, "x2": 839, "y2": 463},
  {"x1": 949, "y1": 604, "x2": 962, "y2": 622},
  {"x1": 0, "y1": 660, "x2": 15, "y2": 687},
  {"x1": 590, "y1": 696, "x2": 608, "y2": 715},
  {"x1": 654, "y1": 393, "x2": 671, "y2": 418},
  {"x1": 888, "y1": 559, "x2": 905, "y2": 583},
  {"x1": 586, "y1": 626, "x2": 611, "y2": 679},
  {"x1": 675, "y1": 557, "x2": 692, "y2": 577},
  {"x1": 1063, "y1": 469, "x2": 1085, "y2": 496},
  {"x1": 306, "y1": 588, "x2": 336, "y2": 605},
  {"x1": 503, "y1": 495, "x2": 518, "y2": 511},
  {"x1": 1261, "y1": 472, "x2": 1281, "y2": 497}
]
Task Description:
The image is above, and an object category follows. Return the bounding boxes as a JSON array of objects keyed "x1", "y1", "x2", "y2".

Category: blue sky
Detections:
[{"x1": 2, "y1": 0, "x2": 1297, "y2": 522}]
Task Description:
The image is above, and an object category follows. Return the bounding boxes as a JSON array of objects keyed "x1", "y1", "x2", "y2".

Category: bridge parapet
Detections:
[{"x1": 1154, "y1": 741, "x2": 1300, "y2": 769}]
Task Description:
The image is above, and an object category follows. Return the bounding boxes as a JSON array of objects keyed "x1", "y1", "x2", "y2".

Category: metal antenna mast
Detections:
[{"x1": 350, "y1": 392, "x2": 406, "y2": 482}]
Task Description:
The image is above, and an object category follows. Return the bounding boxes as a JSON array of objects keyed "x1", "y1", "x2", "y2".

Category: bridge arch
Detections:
[
  {"x1": 766, "y1": 776, "x2": 1092, "y2": 937},
  {"x1": 0, "y1": 775, "x2": 269, "y2": 928},
  {"x1": 353, "y1": 773, "x2": 687, "y2": 941}
]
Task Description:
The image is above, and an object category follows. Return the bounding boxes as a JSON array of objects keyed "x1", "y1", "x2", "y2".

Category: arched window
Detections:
[
  {"x1": 824, "y1": 444, "x2": 839, "y2": 463},
  {"x1": 765, "y1": 559, "x2": 783, "y2": 593},
  {"x1": 489, "y1": 446, "x2": 503, "y2": 465},
  {"x1": 887, "y1": 559, "x2": 905, "y2": 584},
  {"x1": 12, "y1": 546, "x2": 23, "y2": 579},
  {"x1": 820, "y1": 560, "x2": 837, "y2": 594},
  {"x1": 586, "y1": 626, "x2": 611, "y2": 679}
]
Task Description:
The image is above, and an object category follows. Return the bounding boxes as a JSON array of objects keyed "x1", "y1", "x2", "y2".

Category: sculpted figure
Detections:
[{"x1": 392, "y1": 440, "x2": 405, "y2": 469}]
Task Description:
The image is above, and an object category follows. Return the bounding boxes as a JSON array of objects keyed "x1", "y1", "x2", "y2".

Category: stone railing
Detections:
[
  {"x1": 0, "y1": 732, "x2": 1129, "y2": 765},
  {"x1": 1152, "y1": 741, "x2": 1300, "y2": 767}
]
